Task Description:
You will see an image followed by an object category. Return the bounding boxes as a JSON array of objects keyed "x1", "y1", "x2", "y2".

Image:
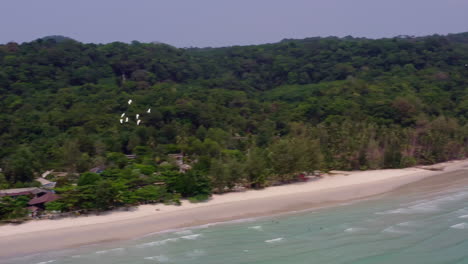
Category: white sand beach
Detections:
[{"x1": 0, "y1": 159, "x2": 467, "y2": 258}]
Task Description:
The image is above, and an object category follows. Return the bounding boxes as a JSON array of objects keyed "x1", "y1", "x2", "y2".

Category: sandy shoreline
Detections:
[{"x1": 1, "y1": 159, "x2": 467, "y2": 259}]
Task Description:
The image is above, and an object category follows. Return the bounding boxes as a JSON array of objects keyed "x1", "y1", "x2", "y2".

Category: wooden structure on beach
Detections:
[
  {"x1": 0, "y1": 187, "x2": 47, "y2": 198},
  {"x1": 36, "y1": 178, "x2": 56, "y2": 189},
  {"x1": 28, "y1": 192, "x2": 59, "y2": 208},
  {"x1": 0, "y1": 187, "x2": 59, "y2": 217}
]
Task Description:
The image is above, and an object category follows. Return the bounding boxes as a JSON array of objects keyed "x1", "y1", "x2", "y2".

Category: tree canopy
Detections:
[{"x1": 1, "y1": 33, "x2": 468, "y2": 216}]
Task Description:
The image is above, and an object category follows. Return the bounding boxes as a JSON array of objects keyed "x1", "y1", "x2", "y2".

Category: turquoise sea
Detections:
[{"x1": 4, "y1": 176, "x2": 468, "y2": 264}]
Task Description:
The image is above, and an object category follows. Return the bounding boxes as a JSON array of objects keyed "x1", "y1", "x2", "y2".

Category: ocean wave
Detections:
[
  {"x1": 190, "y1": 217, "x2": 259, "y2": 230},
  {"x1": 450, "y1": 223, "x2": 468, "y2": 229},
  {"x1": 181, "y1": 234, "x2": 202, "y2": 240},
  {"x1": 248, "y1": 225, "x2": 263, "y2": 231},
  {"x1": 344, "y1": 227, "x2": 367, "y2": 233},
  {"x1": 376, "y1": 203, "x2": 439, "y2": 215},
  {"x1": 382, "y1": 226, "x2": 408, "y2": 234},
  {"x1": 35, "y1": 261, "x2": 56, "y2": 264},
  {"x1": 378, "y1": 191, "x2": 468, "y2": 215},
  {"x1": 396, "y1": 221, "x2": 418, "y2": 227},
  {"x1": 174, "y1": 230, "x2": 193, "y2": 235},
  {"x1": 186, "y1": 249, "x2": 206, "y2": 257},
  {"x1": 144, "y1": 255, "x2": 170, "y2": 262},
  {"x1": 265, "y1": 237, "x2": 284, "y2": 243},
  {"x1": 95, "y1": 248, "x2": 124, "y2": 254},
  {"x1": 459, "y1": 214, "x2": 468, "y2": 219},
  {"x1": 137, "y1": 238, "x2": 179, "y2": 248},
  {"x1": 407, "y1": 191, "x2": 468, "y2": 205},
  {"x1": 137, "y1": 233, "x2": 201, "y2": 248},
  {"x1": 437, "y1": 191, "x2": 468, "y2": 202}
]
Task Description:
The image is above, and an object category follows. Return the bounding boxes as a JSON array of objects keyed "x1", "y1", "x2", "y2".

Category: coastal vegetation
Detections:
[{"x1": 1, "y1": 33, "x2": 468, "y2": 219}]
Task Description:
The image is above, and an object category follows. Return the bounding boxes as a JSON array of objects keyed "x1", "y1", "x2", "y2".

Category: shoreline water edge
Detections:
[{"x1": 0, "y1": 159, "x2": 467, "y2": 259}]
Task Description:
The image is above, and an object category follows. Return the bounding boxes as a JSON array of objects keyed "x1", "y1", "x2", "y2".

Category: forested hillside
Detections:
[{"x1": 1, "y1": 33, "x2": 468, "y2": 214}]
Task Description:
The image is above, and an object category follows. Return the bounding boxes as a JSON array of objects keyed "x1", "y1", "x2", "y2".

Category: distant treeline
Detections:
[{"x1": 1, "y1": 33, "x2": 468, "y2": 215}]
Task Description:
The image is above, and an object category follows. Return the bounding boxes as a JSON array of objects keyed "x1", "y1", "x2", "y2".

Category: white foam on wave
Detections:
[
  {"x1": 174, "y1": 230, "x2": 193, "y2": 235},
  {"x1": 137, "y1": 238, "x2": 179, "y2": 248},
  {"x1": 450, "y1": 223, "x2": 468, "y2": 229},
  {"x1": 248, "y1": 225, "x2": 263, "y2": 231},
  {"x1": 95, "y1": 248, "x2": 124, "y2": 254},
  {"x1": 344, "y1": 227, "x2": 367, "y2": 233},
  {"x1": 265, "y1": 237, "x2": 284, "y2": 243},
  {"x1": 382, "y1": 226, "x2": 408, "y2": 234},
  {"x1": 144, "y1": 255, "x2": 170, "y2": 262},
  {"x1": 181, "y1": 234, "x2": 202, "y2": 240},
  {"x1": 188, "y1": 216, "x2": 259, "y2": 230},
  {"x1": 137, "y1": 233, "x2": 201, "y2": 248},
  {"x1": 186, "y1": 249, "x2": 206, "y2": 257},
  {"x1": 435, "y1": 191, "x2": 468, "y2": 202},
  {"x1": 459, "y1": 215, "x2": 468, "y2": 219},
  {"x1": 409, "y1": 191, "x2": 468, "y2": 205},
  {"x1": 409, "y1": 203, "x2": 440, "y2": 212},
  {"x1": 376, "y1": 208, "x2": 409, "y2": 215},
  {"x1": 454, "y1": 207, "x2": 468, "y2": 214},
  {"x1": 376, "y1": 203, "x2": 439, "y2": 215},
  {"x1": 397, "y1": 221, "x2": 418, "y2": 227},
  {"x1": 35, "y1": 261, "x2": 56, "y2": 264},
  {"x1": 377, "y1": 191, "x2": 468, "y2": 215}
]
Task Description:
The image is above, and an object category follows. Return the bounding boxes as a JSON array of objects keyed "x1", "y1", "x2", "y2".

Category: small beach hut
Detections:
[
  {"x1": 0, "y1": 187, "x2": 46, "y2": 198},
  {"x1": 28, "y1": 192, "x2": 59, "y2": 210}
]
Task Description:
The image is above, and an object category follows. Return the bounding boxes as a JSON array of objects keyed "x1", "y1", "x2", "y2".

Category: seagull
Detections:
[
  {"x1": 121, "y1": 113, "x2": 125, "y2": 118},
  {"x1": 136, "y1": 114, "x2": 139, "y2": 119},
  {"x1": 128, "y1": 99, "x2": 132, "y2": 105},
  {"x1": 125, "y1": 117, "x2": 129, "y2": 122},
  {"x1": 137, "y1": 120, "x2": 141, "y2": 125},
  {"x1": 147, "y1": 108, "x2": 151, "y2": 113},
  {"x1": 120, "y1": 119, "x2": 123, "y2": 124}
]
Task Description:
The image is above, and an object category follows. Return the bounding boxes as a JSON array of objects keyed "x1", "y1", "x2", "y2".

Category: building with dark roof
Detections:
[
  {"x1": 0, "y1": 187, "x2": 46, "y2": 197},
  {"x1": 28, "y1": 192, "x2": 59, "y2": 206}
]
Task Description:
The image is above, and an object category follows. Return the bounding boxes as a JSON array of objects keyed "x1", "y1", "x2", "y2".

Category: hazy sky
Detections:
[{"x1": 1, "y1": 0, "x2": 468, "y2": 47}]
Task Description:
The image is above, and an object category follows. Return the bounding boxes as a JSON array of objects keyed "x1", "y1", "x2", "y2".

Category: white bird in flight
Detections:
[
  {"x1": 137, "y1": 120, "x2": 141, "y2": 125},
  {"x1": 120, "y1": 119, "x2": 123, "y2": 124},
  {"x1": 121, "y1": 113, "x2": 125, "y2": 118},
  {"x1": 147, "y1": 108, "x2": 151, "y2": 113},
  {"x1": 128, "y1": 99, "x2": 132, "y2": 105},
  {"x1": 125, "y1": 117, "x2": 129, "y2": 122},
  {"x1": 136, "y1": 114, "x2": 139, "y2": 119}
]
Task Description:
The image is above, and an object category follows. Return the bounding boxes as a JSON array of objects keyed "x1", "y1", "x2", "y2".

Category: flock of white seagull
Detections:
[{"x1": 119, "y1": 99, "x2": 151, "y2": 126}]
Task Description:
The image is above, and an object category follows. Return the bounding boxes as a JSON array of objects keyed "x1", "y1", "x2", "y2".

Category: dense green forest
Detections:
[{"x1": 1, "y1": 33, "x2": 468, "y2": 217}]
